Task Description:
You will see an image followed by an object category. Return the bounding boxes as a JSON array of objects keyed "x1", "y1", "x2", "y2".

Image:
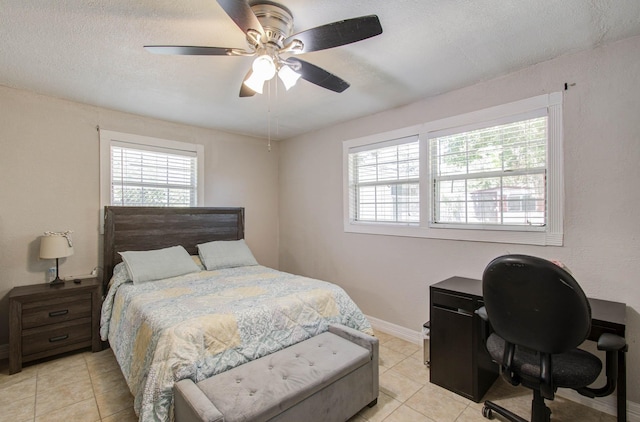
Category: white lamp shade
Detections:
[
  {"x1": 244, "y1": 71, "x2": 267, "y2": 94},
  {"x1": 40, "y1": 235, "x2": 74, "y2": 259},
  {"x1": 278, "y1": 65, "x2": 301, "y2": 90},
  {"x1": 252, "y1": 54, "x2": 276, "y2": 80}
]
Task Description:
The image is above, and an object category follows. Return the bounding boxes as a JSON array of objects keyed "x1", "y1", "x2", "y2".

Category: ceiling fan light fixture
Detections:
[
  {"x1": 251, "y1": 54, "x2": 276, "y2": 80},
  {"x1": 278, "y1": 65, "x2": 301, "y2": 90},
  {"x1": 244, "y1": 70, "x2": 267, "y2": 94}
]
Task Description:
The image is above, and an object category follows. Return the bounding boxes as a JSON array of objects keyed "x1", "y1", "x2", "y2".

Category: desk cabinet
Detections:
[
  {"x1": 429, "y1": 276, "x2": 627, "y2": 421},
  {"x1": 9, "y1": 279, "x2": 102, "y2": 374},
  {"x1": 430, "y1": 277, "x2": 498, "y2": 402}
]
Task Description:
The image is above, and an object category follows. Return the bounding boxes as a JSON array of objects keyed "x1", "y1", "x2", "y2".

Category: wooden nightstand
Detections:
[{"x1": 9, "y1": 278, "x2": 102, "y2": 374}]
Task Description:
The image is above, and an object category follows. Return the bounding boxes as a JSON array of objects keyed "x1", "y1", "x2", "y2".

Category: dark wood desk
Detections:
[{"x1": 430, "y1": 277, "x2": 627, "y2": 421}]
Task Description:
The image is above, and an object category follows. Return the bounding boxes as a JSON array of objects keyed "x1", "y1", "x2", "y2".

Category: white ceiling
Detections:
[{"x1": 2, "y1": 1, "x2": 640, "y2": 140}]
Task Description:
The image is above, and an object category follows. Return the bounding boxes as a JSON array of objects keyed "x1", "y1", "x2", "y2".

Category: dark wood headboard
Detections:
[{"x1": 103, "y1": 206, "x2": 245, "y2": 290}]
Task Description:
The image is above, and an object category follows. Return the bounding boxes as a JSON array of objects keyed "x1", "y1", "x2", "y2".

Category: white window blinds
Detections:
[
  {"x1": 110, "y1": 141, "x2": 198, "y2": 207},
  {"x1": 348, "y1": 136, "x2": 420, "y2": 223},
  {"x1": 429, "y1": 110, "x2": 547, "y2": 228}
]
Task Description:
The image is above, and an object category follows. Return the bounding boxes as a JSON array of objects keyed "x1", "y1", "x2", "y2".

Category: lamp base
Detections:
[
  {"x1": 49, "y1": 277, "x2": 65, "y2": 287},
  {"x1": 49, "y1": 257, "x2": 65, "y2": 287}
]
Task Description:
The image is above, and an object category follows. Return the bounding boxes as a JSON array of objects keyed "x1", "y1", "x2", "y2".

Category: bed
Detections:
[{"x1": 99, "y1": 206, "x2": 374, "y2": 422}]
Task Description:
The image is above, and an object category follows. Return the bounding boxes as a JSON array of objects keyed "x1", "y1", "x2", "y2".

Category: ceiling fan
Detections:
[{"x1": 144, "y1": 0, "x2": 383, "y2": 97}]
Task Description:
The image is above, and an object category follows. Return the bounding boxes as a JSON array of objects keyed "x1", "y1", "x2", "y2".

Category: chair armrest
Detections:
[
  {"x1": 597, "y1": 333, "x2": 628, "y2": 352},
  {"x1": 578, "y1": 333, "x2": 627, "y2": 399}
]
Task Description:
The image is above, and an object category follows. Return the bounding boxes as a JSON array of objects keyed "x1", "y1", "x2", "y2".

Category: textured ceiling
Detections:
[{"x1": 2, "y1": 1, "x2": 640, "y2": 140}]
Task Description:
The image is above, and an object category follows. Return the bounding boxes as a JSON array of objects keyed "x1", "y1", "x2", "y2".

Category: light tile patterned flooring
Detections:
[{"x1": 0, "y1": 329, "x2": 616, "y2": 422}]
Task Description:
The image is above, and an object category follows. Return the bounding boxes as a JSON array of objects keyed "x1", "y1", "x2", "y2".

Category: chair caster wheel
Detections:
[{"x1": 482, "y1": 406, "x2": 493, "y2": 419}]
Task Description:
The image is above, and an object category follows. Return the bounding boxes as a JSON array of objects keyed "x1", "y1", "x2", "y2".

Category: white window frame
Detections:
[
  {"x1": 99, "y1": 130, "x2": 205, "y2": 211},
  {"x1": 347, "y1": 135, "x2": 420, "y2": 225},
  {"x1": 428, "y1": 108, "x2": 548, "y2": 231},
  {"x1": 343, "y1": 92, "x2": 564, "y2": 246}
]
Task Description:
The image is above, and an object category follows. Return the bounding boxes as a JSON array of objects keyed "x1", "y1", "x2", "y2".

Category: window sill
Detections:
[{"x1": 344, "y1": 221, "x2": 563, "y2": 246}]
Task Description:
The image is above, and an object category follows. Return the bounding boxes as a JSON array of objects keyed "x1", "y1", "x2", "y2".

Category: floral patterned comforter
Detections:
[{"x1": 100, "y1": 264, "x2": 372, "y2": 422}]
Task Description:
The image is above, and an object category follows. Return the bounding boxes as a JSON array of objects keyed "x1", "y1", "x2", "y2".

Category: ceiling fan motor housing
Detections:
[{"x1": 249, "y1": 1, "x2": 294, "y2": 49}]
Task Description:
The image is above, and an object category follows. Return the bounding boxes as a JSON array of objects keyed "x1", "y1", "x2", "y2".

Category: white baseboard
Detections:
[
  {"x1": 365, "y1": 314, "x2": 423, "y2": 345},
  {"x1": 365, "y1": 315, "x2": 639, "y2": 420}
]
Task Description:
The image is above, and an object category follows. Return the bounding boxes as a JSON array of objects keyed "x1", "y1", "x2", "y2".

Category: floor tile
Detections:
[
  {"x1": 0, "y1": 359, "x2": 39, "y2": 388},
  {"x1": 455, "y1": 406, "x2": 489, "y2": 422},
  {"x1": 389, "y1": 355, "x2": 429, "y2": 384},
  {"x1": 85, "y1": 349, "x2": 120, "y2": 376},
  {"x1": 90, "y1": 365, "x2": 130, "y2": 396},
  {"x1": 100, "y1": 406, "x2": 138, "y2": 422},
  {"x1": 405, "y1": 385, "x2": 468, "y2": 422},
  {"x1": 36, "y1": 352, "x2": 87, "y2": 376},
  {"x1": 34, "y1": 397, "x2": 100, "y2": 422},
  {"x1": 383, "y1": 337, "x2": 420, "y2": 356},
  {"x1": 409, "y1": 347, "x2": 427, "y2": 363},
  {"x1": 1, "y1": 394, "x2": 35, "y2": 421},
  {"x1": 379, "y1": 369, "x2": 423, "y2": 402},
  {"x1": 36, "y1": 362, "x2": 91, "y2": 392},
  {"x1": 373, "y1": 330, "x2": 396, "y2": 345},
  {"x1": 600, "y1": 411, "x2": 618, "y2": 422},
  {"x1": 347, "y1": 413, "x2": 368, "y2": 422},
  {"x1": 0, "y1": 376, "x2": 36, "y2": 405},
  {"x1": 547, "y1": 396, "x2": 602, "y2": 422},
  {"x1": 36, "y1": 374, "x2": 94, "y2": 415},
  {"x1": 416, "y1": 378, "x2": 473, "y2": 406},
  {"x1": 358, "y1": 391, "x2": 402, "y2": 422},
  {"x1": 385, "y1": 404, "x2": 436, "y2": 422},
  {"x1": 94, "y1": 380, "x2": 135, "y2": 419},
  {"x1": 0, "y1": 329, "x2": 620, "y2": 422},
  {"x1": 379, "y1": 345, "x2": 408, "y2": 369}
]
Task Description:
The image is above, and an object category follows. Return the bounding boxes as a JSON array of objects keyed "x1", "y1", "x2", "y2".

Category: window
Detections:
[
  {"x1": 100, "y1": 130, "x2": 204, "y2": 208},
  {"x1": 347, "y1": 136, "x2": 419, "y2": 224},
  {"x1": 429, "y1": 111, "x2": 547, "y2": 229},
  {"x1": 343, "y1": 93, "x2": 564, "y2": 246}
]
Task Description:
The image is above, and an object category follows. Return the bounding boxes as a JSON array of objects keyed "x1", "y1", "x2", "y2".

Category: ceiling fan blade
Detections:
[
  {"x1": 216, "y1": 0, "x2": 264, "y2": 36},
  {"x1": 284, "y1": 15, "x2": 382, "y2": 54},
  {"x1": 239, "y1": 69, "x2": 257, "y2": 97},
  {"x1": 289, "y1": 58, "x2": 350, "y2": 93},
  {"x1": 144, "y1": 46, "x2": 233, "y2": 56}
]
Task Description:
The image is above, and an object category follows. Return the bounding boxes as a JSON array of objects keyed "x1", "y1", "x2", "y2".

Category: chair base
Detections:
[
  {"x1": 482, "y1": 390, "x2": 551, "y2": 422},
  {"x1": 483, "y1": 401, "x2": 529, "y2": 422}
]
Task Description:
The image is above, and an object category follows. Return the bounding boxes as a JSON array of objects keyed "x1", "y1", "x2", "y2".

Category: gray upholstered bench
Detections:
[{"x1": 174, "y1": 323, "x2": 379, "y2": 422}]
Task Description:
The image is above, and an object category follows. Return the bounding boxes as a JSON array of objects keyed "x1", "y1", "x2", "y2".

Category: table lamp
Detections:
[{"x1": 40, "y1": 231, "x2": 74, "y2": 286}]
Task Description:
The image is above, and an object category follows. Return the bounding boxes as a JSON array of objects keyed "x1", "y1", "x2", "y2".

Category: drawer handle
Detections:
[
  {"x1": 49, "y1": 335, "x2": 69, "y2": 343},
  {"x1": 49, "y1": 310, "x2": 69, "y2": 317}
]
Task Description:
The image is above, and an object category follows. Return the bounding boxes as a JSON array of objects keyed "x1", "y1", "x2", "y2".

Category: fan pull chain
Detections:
[
  {"x1": 275, "y1": 73, "x2": 280, "y2": 141},
  {"x1": 267, "y1": 79, "x2": 272, "y2": 152}
]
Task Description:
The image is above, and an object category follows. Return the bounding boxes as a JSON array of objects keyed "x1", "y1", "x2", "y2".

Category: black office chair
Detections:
[{"x1": 478, "y1": 255, "x2": 627, "y2": 422}]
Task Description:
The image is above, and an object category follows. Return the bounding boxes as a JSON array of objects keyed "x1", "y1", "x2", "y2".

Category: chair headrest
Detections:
[{"x1": 482, "y1": 254, "x2": 591, "y2": 354}]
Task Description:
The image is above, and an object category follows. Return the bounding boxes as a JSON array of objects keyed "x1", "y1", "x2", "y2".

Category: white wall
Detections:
[
  {"x1": 0, "y1": 85, "x2": 279, "y2": 343},
  {"x1": 278, "y1": 35, "x2": 640, "y2": 405}
]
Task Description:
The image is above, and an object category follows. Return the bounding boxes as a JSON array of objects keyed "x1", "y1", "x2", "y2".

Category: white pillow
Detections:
[
  {"x1": 197, "y1": 239, "x2": 258, "y2": 270},
  {"x1": 119, "y1": 246, "x2": 200, "y2": 284}
]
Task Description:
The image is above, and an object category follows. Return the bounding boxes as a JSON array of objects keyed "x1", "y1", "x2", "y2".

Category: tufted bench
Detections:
[{"x1": 174, "y1": 323, "x2": 379, "y2": 422}]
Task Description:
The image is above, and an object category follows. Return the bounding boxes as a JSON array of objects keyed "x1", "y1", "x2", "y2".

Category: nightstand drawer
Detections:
[
  {"x1": 22, "y1": 317, "x2": 92, "y2": 357},
  {"x1": 22, "y1": 295, "x2": 92, "y2": 329}
]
